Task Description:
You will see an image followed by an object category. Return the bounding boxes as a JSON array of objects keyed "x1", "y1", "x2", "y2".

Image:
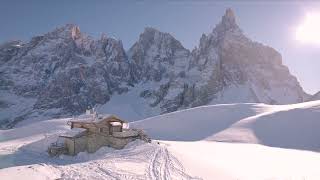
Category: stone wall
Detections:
[
  {"x1": 74, "y1": 136, "x2": 88, "y2": 155},
  {"x1": 86, "y1": 133, "x2": 112, "y2": 153},
  {"x1": 64, "y1": 138, "x2": 75, "y2": 155},
  {"x1": 63, "y1": 131, "x2": 142, "y2": 155},
  {"x1": 107, "y1": 136, "x2": 134, "y2": 149},
  {"x1": 86, "y1": 133, "x2": 136, "y2": 153}
]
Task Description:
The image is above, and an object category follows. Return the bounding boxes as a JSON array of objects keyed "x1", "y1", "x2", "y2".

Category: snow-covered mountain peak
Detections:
[
  {"x1": 134, "y1": 27, "x2": 186, "y2": 52},
  {"x1": 0, "y1": 9, "x2": 309, "y2": 128},
  {"x1": 128, "y1": 27, "x2": 190, "y2": 82},
  {"x1": 190, "y1": 8, "x2": 306, "y2": 106},
  {"x1": 0, "y1": 24, "x2": 133, "y2": 128},
  {"x1": 142, "y1": 27, "x2": 160, "y2": 35}
]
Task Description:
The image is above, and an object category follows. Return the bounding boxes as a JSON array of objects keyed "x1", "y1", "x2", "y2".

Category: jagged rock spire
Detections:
[
  {"x1": 213, "y1": 8, "x2": 240, "y2": 34},
  {"x1": 71, "y1": 25, "x2": 81, "y2": 40},
  {"x1": 45, "y1": 24, "x2": 82, "y2": 40},
  {"x1": 221, "y1": 8, "x2": 237, "y2": 28}
]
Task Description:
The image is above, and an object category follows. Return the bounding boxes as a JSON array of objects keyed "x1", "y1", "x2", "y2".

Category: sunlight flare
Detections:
[{"x1": 296, "y1": 12, "x2": 320, "y2": 44}]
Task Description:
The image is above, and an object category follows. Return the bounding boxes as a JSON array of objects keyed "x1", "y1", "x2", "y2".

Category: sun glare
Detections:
[{"x1": 296, "y1": 12, "x2": 320, "y2": 45}]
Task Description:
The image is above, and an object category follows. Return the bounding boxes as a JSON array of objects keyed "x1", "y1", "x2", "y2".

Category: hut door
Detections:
[{"x1": 109, "y1": 125, "x2": 112, "y2": 135}]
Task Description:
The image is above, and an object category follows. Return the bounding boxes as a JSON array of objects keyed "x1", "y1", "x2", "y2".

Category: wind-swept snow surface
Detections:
[
  {"x1": 166, "y1": 141, "x2": 320, "y2": 180},
  {"x1": 1, "y1": 101, "x2": 320, "y2": 179},
  {"x1": 132, "y1": 100, "x2": 320, "y2": 179},
  {"x1": 132, "y1": 100, "x2": 320, "y2": 151}
]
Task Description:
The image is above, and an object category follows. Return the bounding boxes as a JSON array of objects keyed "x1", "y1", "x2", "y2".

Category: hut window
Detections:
[{"x1": 99, "y1": 128, "x2": 103, "y2": 132}]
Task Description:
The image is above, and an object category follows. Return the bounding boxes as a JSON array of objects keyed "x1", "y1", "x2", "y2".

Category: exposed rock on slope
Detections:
[
  {"x1": 128, "y1": 27, "x2": 192, "y2": 113},
  {"x1": 0, "y1": 24, "x2": 132, "y2": 127},
  {"x1": 128, "y1": 8, "x2": 306, "y2": 114},
  {"x1": 190, "y1": 8, "x2": 305, "y2": 105},
  {"x1": 129, "y1": 27, "x2": 190, "y2": 82},
  {"x1": 0, "y1": 9, "x2": 307, "y2": 128}
]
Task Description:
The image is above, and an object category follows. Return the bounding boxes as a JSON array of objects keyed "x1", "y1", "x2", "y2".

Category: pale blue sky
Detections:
[{"x1": 0, "y1": 0, "x2": 319, "y2": 94}]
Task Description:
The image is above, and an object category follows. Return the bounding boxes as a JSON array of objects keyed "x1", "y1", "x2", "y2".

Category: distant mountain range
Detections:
[{"x1": 0, "y1": 8, "x2": 310, "y2": 128}]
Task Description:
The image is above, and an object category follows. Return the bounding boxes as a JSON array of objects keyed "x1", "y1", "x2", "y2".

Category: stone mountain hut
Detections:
[{"x1": 48, "y1": 110, "x2": 150, "y2": 156}]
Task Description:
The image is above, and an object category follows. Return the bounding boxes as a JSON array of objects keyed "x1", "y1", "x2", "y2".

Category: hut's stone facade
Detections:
[{"x1": 48, "y1": 112, "x2": 149, "y2": 156}]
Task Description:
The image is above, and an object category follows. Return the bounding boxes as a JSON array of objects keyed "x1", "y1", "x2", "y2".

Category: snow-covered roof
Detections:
[
  {"x1": 60, "y1": 128, "x2": 87, "y2": 138},
  {"x1": 71, "y1": 114, "x2": 114, "y2": 123}
]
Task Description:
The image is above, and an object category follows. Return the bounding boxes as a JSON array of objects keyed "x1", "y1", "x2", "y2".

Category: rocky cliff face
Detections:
[
  {"x1": 0, "y1": 24, "x2": 132, "y2": 127},
  {"x1": 127, "y1": 27, "x2": 192, "y2": 113},
  {"x1": 129, "y1": 27, "x2": 190, "y2": 82},
  {"x1": 189, "y1": 8, "x2": 306, "y2": 105},
  {"x1": 127, "y1": 8, "x2": 306, "y2": 114},
  {"x1": 0, "y1": 9, "x2": 308, "y2": 128}
]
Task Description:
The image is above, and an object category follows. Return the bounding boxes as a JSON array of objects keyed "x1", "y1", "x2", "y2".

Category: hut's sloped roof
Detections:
[{"x1": 70, "y1": 114, "x2": 126, "y2": 124}]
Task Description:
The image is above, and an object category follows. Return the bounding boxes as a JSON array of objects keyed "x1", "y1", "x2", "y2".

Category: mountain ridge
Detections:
[{"x1": 0, "y1": 8, "x2": 308, "y2": 128}]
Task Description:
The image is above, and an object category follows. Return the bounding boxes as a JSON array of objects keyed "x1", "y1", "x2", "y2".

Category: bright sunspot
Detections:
[{"x1": 296, "y1": 12, "x2": 320, "y2": 44}]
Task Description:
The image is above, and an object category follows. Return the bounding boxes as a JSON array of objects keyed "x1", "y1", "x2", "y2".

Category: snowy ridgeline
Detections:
[
  {"x1": 1, "y1": 100, "x2": 320, "y2": 179},
  {"x1": 0, "y1": 8, "x2": 308, "y2": 128}
]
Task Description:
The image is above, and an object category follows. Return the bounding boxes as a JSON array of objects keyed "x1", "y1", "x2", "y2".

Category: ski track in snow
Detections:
[
  {"x1": 147, "y1": 146, "x2": 201, "y2": 180},
  {"x1": 50, "y1": 142, "x2": 199, "y2": 180}
]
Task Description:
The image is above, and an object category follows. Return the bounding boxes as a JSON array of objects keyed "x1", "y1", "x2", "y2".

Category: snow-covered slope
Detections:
[
  {"x1": 166, "y1": 141, "x2": 320, "y2": 180},
  {"x1": 0, "y1": 8, "x2": 307, "y2": 128},
  {"x1": 1, "y1": 101, "x2": 320, "y2": 179},
  {"x1": 133, "y1": 100, "x2": 320, "y2": 151},
  {"x1": 0, "y1": 118, "x2": 199, "y2": 179}
]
